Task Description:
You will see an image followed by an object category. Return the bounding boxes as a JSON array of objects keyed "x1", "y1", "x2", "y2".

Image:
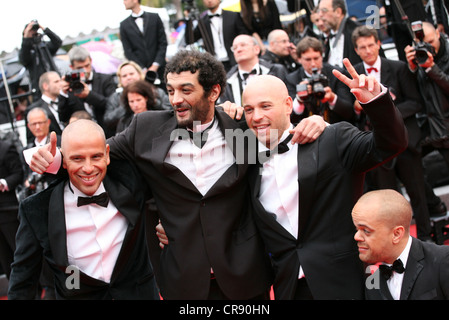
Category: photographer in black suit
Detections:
[
  {"x1": 285, "y1": 36, "x2": 356, "y2": 125},
  {"x1": 352, "y1": 25, "x2": 435, "y2": 242},
  {"x1": 63, "y1": 46, "x2": 116, "y2": 137},
  {"x1": 19, "y1": 20, "x2": 62, "y2": 101},
  {"x1": 404, "y1": 21, "x2": 449, "y2": 217}
]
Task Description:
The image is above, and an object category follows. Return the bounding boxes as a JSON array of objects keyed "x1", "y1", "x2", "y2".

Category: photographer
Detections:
[
  {"x1": 286, "y1": 36, "x2": 356, "y2": 124},
  {"x1": 405, "y1": 21, "x2": 449, "y2": 167},
  {"x1": 19, "y1": 20, "x2": 62, "y2": 101},
  {"x1": 404, "y1": 21, "x2": 449, "y2": 218},
  {"x1": 63, "y1": 46, "x2": 116, "y2": 137}
]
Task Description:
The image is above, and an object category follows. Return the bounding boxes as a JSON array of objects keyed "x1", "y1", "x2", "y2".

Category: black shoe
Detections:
[{"x1": 429, "y1": 202, "x2": 448, "y2": 217}]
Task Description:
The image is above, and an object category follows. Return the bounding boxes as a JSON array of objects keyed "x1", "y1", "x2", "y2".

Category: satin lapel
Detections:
[
  {"x1": 250, "y1": 164, "x2": 296, "y2": 240},
  {"x1": 48, "y1": 181, "x2": 69, "y2": 266},
  {"x1": 400, "y1": 238, "x2": 424, "y2": 300},
  {"x1": 103, "y1": 175, "x2": 142, "y2": 282},
  {"x1": 202, "y1": 110, "x2": 249, "y2": 197},
  {"x1": 380, "y1": 58, "x2": 392, "y2": 86},
  {"x1": 148, "y1": 115, "x2": 202, "y2": 193},
  {"x1": 103, "y1": 175, "x2": 140, "y2": 227},
  {"x1": 297, "y1": 142, "x2": 317, "y2": 240},
  {"x1": 379, "y1": 274, "x2": 395, "y2": 300}
]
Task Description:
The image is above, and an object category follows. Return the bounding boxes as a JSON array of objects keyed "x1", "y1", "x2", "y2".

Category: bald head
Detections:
[
  {"x1": 422, "y1": 21, "x2": 441, "y2": 54},
  {"x1": 352, "y1": 189, "x2": 413, "y2": 264},
  {"x1": 61, "y1": 119, "x2": 106, "y2": 154},
  {"x1": 243, "y1": 75, "x2": 289, "y2": 102},
  {"x1": 354, "y1": 189, "x2": 412, "y2": 231}
]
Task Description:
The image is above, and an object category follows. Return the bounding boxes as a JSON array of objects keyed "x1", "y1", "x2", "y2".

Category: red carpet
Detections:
[{"x1": 1, "y1": 222, "x2": 447, "y2": 300}]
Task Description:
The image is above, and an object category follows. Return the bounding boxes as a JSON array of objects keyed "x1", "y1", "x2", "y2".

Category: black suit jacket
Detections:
[
  {"x1": 366, "y1": 237, "x2": 449, "y2": 300},
  {"x1": 120, "y1": 11, "x2": 168, "y2": 79},
  {"x1": 78, "y1": 71, "x2": 117, "y2": 133},
  {"x1": 107, "y1": 108, "x2": 273, "y2": 299},
  {"x1": 8, "y1": 160, "x2": 159, "y2": 300},
  {"x1": 0, "y1": 140, "x2": 23, "y2": 221},
  {"x1": 189, "y1": 10, "x2": 250, "y2": 66},
  {"x1": 249, "y1": 92, "x2": 408, "y2": 299},
  {"x1": 354, "y1": 58, "x2": 423, "y2": 154}
]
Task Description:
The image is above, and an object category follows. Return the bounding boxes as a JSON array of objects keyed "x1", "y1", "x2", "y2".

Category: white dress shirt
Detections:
[
  {"x1": 328, "y1": 31, "x2": 344, "y2": 68},
  {"x1": 41, "y1": 94, "x2": 64, "y2": 130},
  {"x1": 385, "y1": 236, "x2": 412, "y2": 300},
  {"x1": 132, "y1": 9, "x2": 145, "y2": 33},
  {"x1": 363, "y1": 56, "x2": 381, "y2": 84},
  {"x1": 64, "y1": 182, "x2": 128, "y2": 283},
  {"x1": 258, "y1": 126, "x2": 305, "y2": 278},
  {"x1": 165, "y1": 118, "x2": 235, "y2": 195},
  {"x1": 207, "y1": 8, "x2": 228, "y2": 62}
]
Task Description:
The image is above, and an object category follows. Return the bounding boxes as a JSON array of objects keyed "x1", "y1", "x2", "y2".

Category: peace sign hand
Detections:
[{"x1": 332, "y1": 58, "x2": 381, "y2": 104}]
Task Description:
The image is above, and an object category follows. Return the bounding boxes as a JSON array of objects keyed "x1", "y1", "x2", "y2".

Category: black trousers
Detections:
[{"x1": 207, "y1": 278, "x2": 270, "y2": 300}]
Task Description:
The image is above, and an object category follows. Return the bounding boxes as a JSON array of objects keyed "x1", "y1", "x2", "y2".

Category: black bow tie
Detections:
[
  {"x1": 259, "y1": 134, "x2": 293, "y2": 162},
  {"x1": 84, "y1": 79, "x2": 93, "y2": 85},
  {"x1": 132, "y1": 14, "x2": 143, "y2": 20},
  {"x1": 77, "y1": 192, "x2": 109, "y2": 208},
  {"x1": 179, "y1": 118, "x2": 215, "y2": 148},
  {"x1": 242, "y1": 69, "x2": 257, "y2": 81},
  {"x1": 379, "y1": 259, "x2": 405, "y2": 280},
  {"x1": 209, "y1": 13, "x2": 220, "y2": 18}
]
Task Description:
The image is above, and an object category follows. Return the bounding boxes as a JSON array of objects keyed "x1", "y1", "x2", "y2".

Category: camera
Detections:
[
  {"x1": 31, "y1": 19, "x2": 39, "y2": 31},
  {"x1": 411, "y1": 20, "x2": 435, "y2": 64},
  {"x1": 64, "y1": 69, "x2": 86, "y2": 94},
  {"x1": 296, "y1": 68, "x2": 329, "y2": 100}
]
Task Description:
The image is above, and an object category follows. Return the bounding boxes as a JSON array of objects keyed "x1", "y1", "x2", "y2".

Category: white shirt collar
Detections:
[
  {"x1": 207, "y1": 7, "x2": 223, "y2": 16},
  {"x1": 258, "y1": 124, "x2": 293, "y2": 153},
  {"x1": 132, "y1": 9, "x2": 144, "y2": 18},
  {"x1": 41, "y1": 94, "x2": 58, "y2": 105},
  {"x1": 69, "y1": 181, "x2": 106, "y2": 198},
  {"x1": 363, "y1": 56, "x2": 381, "y2": 74}
]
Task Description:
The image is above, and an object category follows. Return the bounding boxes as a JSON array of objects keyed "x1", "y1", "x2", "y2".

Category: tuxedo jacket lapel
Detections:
[
  {"x1": 48, "y1": 181, "x2": 69, "y2": 266},
  {"x1": 297, "y1": 142, "x2": 317, "y2": 240},
  {"x1": 250, "y1": 164, "x2": 295, "y2": 240},
  {"x1": 400, "y1": 238, "x2": 424, "y2": 300}
]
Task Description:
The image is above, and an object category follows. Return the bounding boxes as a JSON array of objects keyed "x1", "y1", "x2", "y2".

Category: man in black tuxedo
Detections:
[
  {"x1": 0, "y1": 140, "x2": 23, "y2": 280},
  {"x1": 285, "y1": 36, "x2": 356, "y2": 125},
  {"x1": 318, "y1": 0, "x2": 362, "y2": 68},
  {"x1": 352, "y1": 25, "x2": 434, "y2": 242},
  {"x1": 219, "y1": 34, "x2": 288, "y2": 106},
  {"x1": 8, "y1": 120, "x2": 159, "y2": 300},
  {"x1": 25, "y1": 71, "x2": 82, "y2": 144},
  {"x1": 120, "y1": 0, "x2": 167, "y2": 83},
  {"x1": 241, "y1": 61, "x2": 407, "y2": 299},
  {"x1": 352, "y1": 189, "x2": 449, "y2": 300},
  {"x1": 64, "y1": 46, "x2": 117, "y2": 137},
  {"x1": 185, "y1": 0, "x2": 250, "y2": 72},
  {"x1": 261, "y1": 29, "x2": 299, "y2": 74}
]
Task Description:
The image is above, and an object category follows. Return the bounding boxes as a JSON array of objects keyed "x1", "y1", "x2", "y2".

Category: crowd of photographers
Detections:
[{"x1": 1, "y1": 0, "x2": 449, "y2": 296}]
